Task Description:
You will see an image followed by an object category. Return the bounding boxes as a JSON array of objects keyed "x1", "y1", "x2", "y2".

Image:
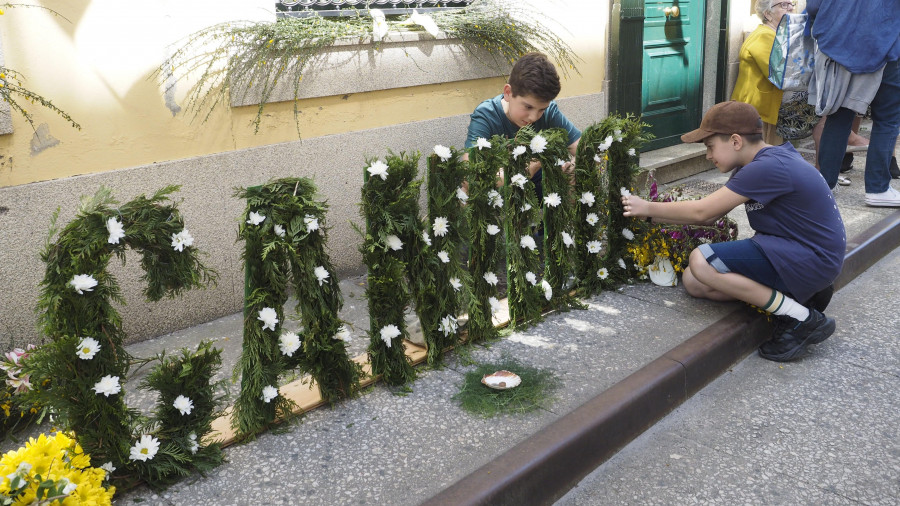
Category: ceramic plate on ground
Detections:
[{"x1": 481, "y1": 370, "x2": 521, "y2": 390}]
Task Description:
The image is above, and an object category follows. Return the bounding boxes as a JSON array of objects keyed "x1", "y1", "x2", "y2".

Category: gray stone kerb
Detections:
[{"x1": 424, "y1": 210, "x2": 900, "y2": 506}]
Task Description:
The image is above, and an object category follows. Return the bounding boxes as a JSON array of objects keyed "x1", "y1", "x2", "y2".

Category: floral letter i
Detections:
[{"x1": 360, "y1": 153, "x2": 420, "y2": 385}]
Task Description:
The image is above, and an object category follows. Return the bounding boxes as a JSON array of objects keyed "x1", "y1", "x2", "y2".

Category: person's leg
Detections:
[
  {"x1": 819, "y1": 107, "x2": 856, "y2": 188},
  {"x1": 864, "y1": 59, "x2": 900, "y2": 195},
  {"x1": 848, "y1": 115, "x2": 869, "y2": 146}
]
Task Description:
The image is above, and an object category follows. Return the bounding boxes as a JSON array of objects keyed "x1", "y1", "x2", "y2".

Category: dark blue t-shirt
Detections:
[
  {"x1": 464, "y1": 94, "x2": 581, "y2": 149},
  {"x1": 726, "y1": 143, "x2": 846, "y2": 302}
]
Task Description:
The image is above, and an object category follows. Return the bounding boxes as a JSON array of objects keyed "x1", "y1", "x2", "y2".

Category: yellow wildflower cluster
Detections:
[
  {"x1": 0, "y1": 433, "x2": 115, "y2": 505},
  {"x1": 627, "y1": 226, "x2": 688, "y2": 276}
]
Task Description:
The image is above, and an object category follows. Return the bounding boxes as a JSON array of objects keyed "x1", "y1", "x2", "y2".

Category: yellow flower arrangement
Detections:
[{"x1": 0, "y1": 432, "x2": 115, "y2": 505}]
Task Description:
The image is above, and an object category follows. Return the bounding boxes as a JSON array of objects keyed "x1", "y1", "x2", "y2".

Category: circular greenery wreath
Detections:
[
  {"x1": 30, "y1": 185, "x2": 222, "y2": 489},
  {"x1": 232, "y1": 178, "x2": 362, "y2": 438}
]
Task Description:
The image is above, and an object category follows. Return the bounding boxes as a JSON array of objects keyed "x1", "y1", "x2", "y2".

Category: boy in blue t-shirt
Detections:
[
  {"x1": 463, "y1": 52, "x2": 581, "y2": 194},
  {"x1": 622, "y1": 101, "x2": 845, "y2": 362}
]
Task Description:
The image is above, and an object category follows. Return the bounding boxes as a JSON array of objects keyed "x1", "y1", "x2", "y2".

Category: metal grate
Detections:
[{"x1": 277, "y1": 0, "x2": 474, "y2": 18}]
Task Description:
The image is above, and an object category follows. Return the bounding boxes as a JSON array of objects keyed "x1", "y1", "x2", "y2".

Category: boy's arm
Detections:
[{"x1": 622, "y1": 186, "x2": 748, "y2": 225}]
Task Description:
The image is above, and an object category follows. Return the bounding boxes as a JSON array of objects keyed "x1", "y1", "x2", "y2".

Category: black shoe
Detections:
[
  {"x1": 840, "y1": 152, "x2": 854, "y2": 173},
  {"x1": 890, "y1": 156, "x2": 900, "y2": 179},
  {"x1": 805, "y1": 284, "x2": 834, "y2": 313},
  {"x1": 758, "y1": 309, "x2": 835, "y2": 362}
]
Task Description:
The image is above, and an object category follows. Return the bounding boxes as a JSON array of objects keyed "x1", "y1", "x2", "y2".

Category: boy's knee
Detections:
[{"x1": 688, "y1": 248, "x2": 711, "y2": 277}]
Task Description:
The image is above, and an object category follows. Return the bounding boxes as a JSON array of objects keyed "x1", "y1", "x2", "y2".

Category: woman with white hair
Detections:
[{"x1": 731, "y1": 0, "x2": 796, "y2": 145}]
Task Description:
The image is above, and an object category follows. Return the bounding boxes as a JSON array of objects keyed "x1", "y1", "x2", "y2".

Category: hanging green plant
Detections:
[
  {"x1": 465, "y1": 134, "x2": 509, "y2": 343},
  {"x1": 29, "y1": 185, "x2": 219, "y2": 489},
  {"x1": 573, "y1": 123, "x2": 608, "y2": 295},
  {"x1": 504, "y1": 126, "x2": 544, "y2": 328},
  {"x1": 359, "y1": 151, "x2": 422, "y2": 385},
  {"x1": 232, "y1": 178, "x2": 361, "y2": 438},
  {"x1": 154, "y1": 0, "x2": 579, "y2": 135},
  {"x1": 412, "y1": 145, "x2": 470, "y2": 364}
]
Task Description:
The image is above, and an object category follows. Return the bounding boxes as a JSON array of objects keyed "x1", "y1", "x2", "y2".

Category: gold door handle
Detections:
[{"x1": 664, "y1": 6, "x2": 680, "y2": 18}]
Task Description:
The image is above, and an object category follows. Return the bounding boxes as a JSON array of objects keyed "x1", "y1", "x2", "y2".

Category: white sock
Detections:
[{"x1": 763, "y1": 290, "x2": 810, "y2": 322}]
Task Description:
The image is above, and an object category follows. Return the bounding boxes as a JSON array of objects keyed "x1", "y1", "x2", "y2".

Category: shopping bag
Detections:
[
  {"x1": 768, "y1": 13, "x2": 815, "y2": 91},
  {"x1": 776, "y1": 91, "x2": 818, "y2": 140}
]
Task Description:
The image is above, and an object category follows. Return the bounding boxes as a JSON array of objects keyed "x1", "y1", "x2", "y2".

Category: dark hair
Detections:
[
  {"x1": 508, "y1": 52, "x2": 561, "y2": 102},
  {"x1": 712, "y1": 133, "x2": 764, "y2": 144}
]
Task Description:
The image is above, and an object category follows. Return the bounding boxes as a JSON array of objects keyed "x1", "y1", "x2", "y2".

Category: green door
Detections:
[{"x1": 641, "y1": 0, "x2": 706, "y2": 150}]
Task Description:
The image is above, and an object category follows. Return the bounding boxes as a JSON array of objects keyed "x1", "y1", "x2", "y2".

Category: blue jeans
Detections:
[{"x1": 819, "y1": 59, "x2": 900, "y2": 193}]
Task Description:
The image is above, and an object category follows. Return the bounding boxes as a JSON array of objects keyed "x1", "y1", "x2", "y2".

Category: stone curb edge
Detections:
[{"x1": 423, "y1": 210, "x2": 900, "y2": 506}]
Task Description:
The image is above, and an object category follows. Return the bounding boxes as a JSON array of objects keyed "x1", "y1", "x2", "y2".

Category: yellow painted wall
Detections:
[{"x1": 0, "y1": 0, "x2": 607, "y2": 188}]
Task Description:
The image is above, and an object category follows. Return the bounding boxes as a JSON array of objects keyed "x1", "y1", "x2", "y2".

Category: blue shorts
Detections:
[{"x1": 697, "y1": 239, "x2": 791, "y2": 295}]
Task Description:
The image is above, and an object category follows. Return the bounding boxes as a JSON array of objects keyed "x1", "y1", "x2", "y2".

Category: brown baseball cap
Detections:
[{"x1": 680, "y1": 101, "x2": 763, "y2": 143}]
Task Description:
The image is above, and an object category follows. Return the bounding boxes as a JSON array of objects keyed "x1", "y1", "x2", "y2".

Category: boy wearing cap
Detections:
[{"x1": 622, "y1": 101, "x2": 845, "y2": 362}]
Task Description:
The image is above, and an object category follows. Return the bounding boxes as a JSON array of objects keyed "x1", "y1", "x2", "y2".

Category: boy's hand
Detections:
[{"x1": 621, "y1": 194, "x2": 649, "y2": 218}]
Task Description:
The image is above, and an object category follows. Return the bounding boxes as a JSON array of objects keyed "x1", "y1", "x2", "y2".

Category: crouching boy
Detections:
[{"x1": 622, "y1": 101, "x2": 845, "y2": 361}]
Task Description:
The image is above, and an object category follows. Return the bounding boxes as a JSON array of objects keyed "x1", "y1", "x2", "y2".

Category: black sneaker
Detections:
[
  {"x1": 890, "y1": 156, "x2": 900, "y2": 179},
  {"x1": 758, "y1": 309, "x2": 835, "y2": 362}
]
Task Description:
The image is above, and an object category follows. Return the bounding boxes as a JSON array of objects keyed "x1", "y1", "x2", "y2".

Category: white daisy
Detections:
[
  {"x1": 76, "y1": 337, "x2": 100, "y2": 360},
  {"x1": 483, "y1": 271, "x2": 499, "y2": 286},
  {"x1": 486, "y1": 224, "x2": 501, "y2": 236},
  {"x1": 520, "y1": 202, "x2": 533, "y2": 212},
  {"x1": 530, "y1": 134, "x2": 547, "y2": 153},
  {"x1": 433, "y1": 216, "x2": 450, "y2": 237},
  {"x1": 257, "y1": 307, "x2": 279, "y2": 331},
  {"x1": 628, "y1": 148, "x2": 636, "y2": 156},
  {"x1": 70, "y1": 274, "x2": 98, "y2": 294},
  {"x1": 438, "y1": 315, "x2": 458, "y2": 336},
  {"x1": 544, "y1": 192, "x2": 562, "y2": 207},
  {"x1": 188, "y1": 432, "x2": 199, "y2": 454},
  {"x1": 279, "y1": 330, "x2": 302, "y2": 357},
  {"x1": 520, "y1": 235, "x2": 537, "y2": 251},
  {"x1": 171, "y1": 229, "x2": 194, "y2": 252},
  {"x1": 597, "y1": 135, "x2": 613, "y2": 152},
  {"x1": 367, "y1": 160, "x2": 389, "y2": 180},
  {"x1": 487, "y1": 190, "x2": 504, "y2": 208},
  {"x1": 476, "y1": 137, "x2": 492, "y2": 150},
  {"x1": 261, "y1": 385, "x2": 278, "y2": 403},
  {"x1": 422, "y1": 230, "x2": 432, "y2": 246},
  {"x1": 561, "y1": 231, "x2": 574, "y2": 247},
  {"x1": 173, "y1": 395, "x2": 193, "y2": 416},
  {"x1": 434, "y1": 144, "x2": 452, "y2": 162},
  {"x1": 525, "y1": 271, "x2": 538, "y2": 285},
  {"x1": 586, "y1": 213, "x2": 599, "y2": 226},
  {"x1": 304, "y1": 215, "x2": 319, "y2": 232},
  {"x1": 334, "y1": 326, "x2": 352, "y2": 343},
  {"x1": 579, "y1": 192, "x2": 595, "y2": 207},
  {"x1": 618, "y1": 258, "x2": 627, "y2": 270},
  {"x1": 437, "y1": 250, "x2": 450, "y2": 263},
  {"x1": 512, "y1": 145, "x2": 527, "y2": 160},
  {"x1": 449, "y1": 277, "x2": 462, "y2": 291},
  {"x1": 386, "y1": 235, "x2": 404, "y2": 251},
  {"x1": 129, "y1": 435, "x2": 160, "y2": 462},
  {"x1": 93, "y1": 375, "x2": 121, "y2": 397},
  {"x1": 488, "y1": 296, "x2": 503, "y2": 315},
  {"x1": 273, "y1": 224, "x2": 286, "y2": 238},
  {"x1": 623, "y1": 228, "x2": 635, "y2": 241},
  {"x1": 511, "y1": 174, "x2": 528, "y2": 189},
  {"x1": 247, "y1": 211, "x2": 266, "y2": 226},
  {"x1": 597, "y1": 267, "x2": 609, "y2": 279},
  {"x1": 620, "y1": 187, "x2": 632, "y2": 197},
  {"x1": 456, "y1": 187, "x2": 469, "y2": 203},
  {"x1": 380, "y1": 324, "x2": 401, "y2": 348},
  {"x1": 541, "y1": 279, "x2": 553, "y2": 301},
  {"x1": 314, "y1": 265, "x2": 330, "y2": 285},
  {"x1": 106, "y1": 217, "x2": 125, "y2": 245},
  {"x1": 594, "y1": 154, "x2": 603, "y2": 163},
  {"x1": 587, "y1": 241, "x2": 602, "y2": 254}
]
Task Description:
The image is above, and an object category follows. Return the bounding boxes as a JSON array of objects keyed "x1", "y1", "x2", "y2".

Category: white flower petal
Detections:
[
  {"x1": 434, "y1": 144, "x2": 452, "y2": 162},
  {"x1": 247, "y1": 211, "x2": 266, "y2": 226},
  {"x1": 367, "y1": 160, "x2": 389, "y2": 180},
  {"x1": 76, "y1": 337, "x2": 100, "y2": 360},
  {"x1": 258, "y1": 307, "x2": 279, "y2": 331},
  {"x1": 106, "y1": 217, "x2": 125, "y2": 245},
  {"x1": 129, "y1": 435, "x2": 160, "y2": 462},
  {"x1": 173, "y1": 395, "x2": 194, "y2": 416}
]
